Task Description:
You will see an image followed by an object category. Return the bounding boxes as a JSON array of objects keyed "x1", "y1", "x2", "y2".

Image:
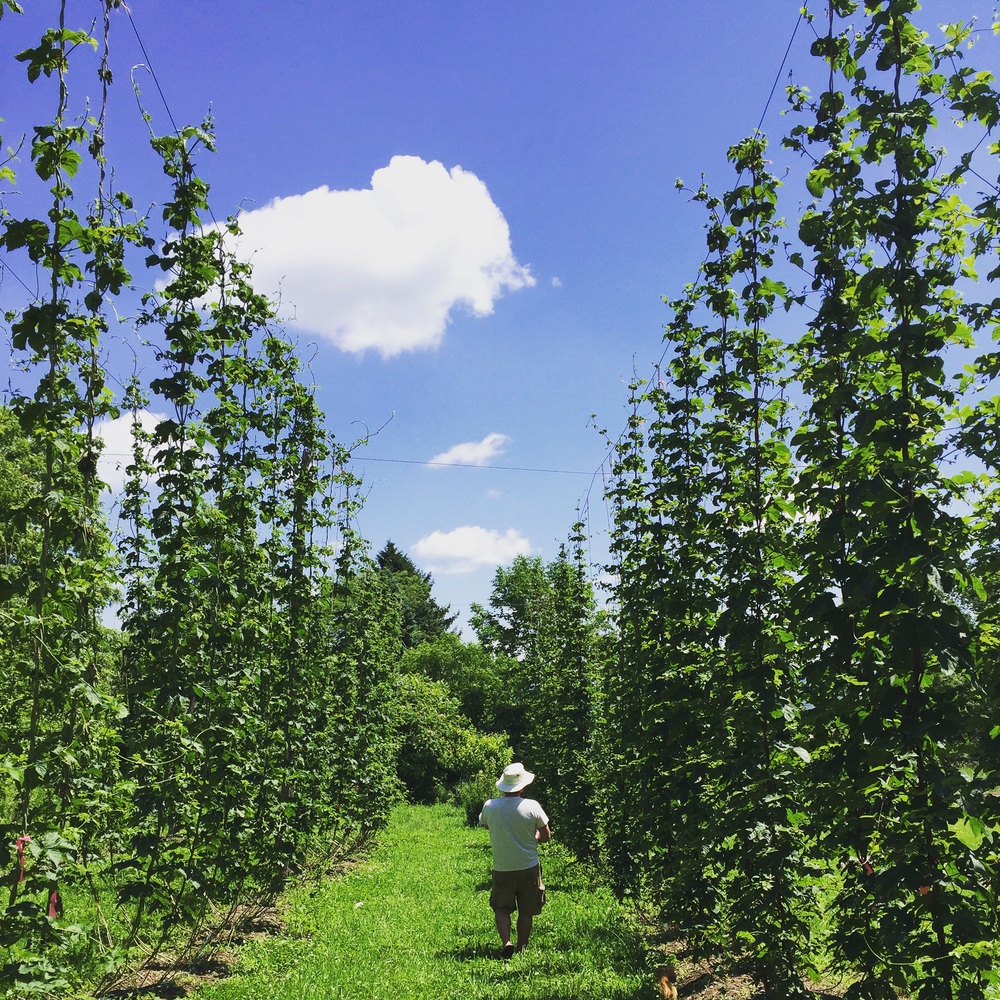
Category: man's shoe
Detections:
[{"x1": 500, "y1": 944, "x2": 515, "y2": 960}]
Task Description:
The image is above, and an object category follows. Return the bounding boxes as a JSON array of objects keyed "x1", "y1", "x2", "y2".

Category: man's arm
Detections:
[{"x1": 536, "y1": 823, "x2": 551, "y2": 843}]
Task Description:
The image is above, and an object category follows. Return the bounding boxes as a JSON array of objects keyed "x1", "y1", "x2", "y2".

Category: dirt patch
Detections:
[
  {"x1": 650, "y1": 931, "x2": 849, "y2": 1000},
  {"x1": 99, "y1": 904, "x2": 285, "y2": 997},
  {"x1": 672, "y1": 966, "x2": 848, "y2": 1000}
]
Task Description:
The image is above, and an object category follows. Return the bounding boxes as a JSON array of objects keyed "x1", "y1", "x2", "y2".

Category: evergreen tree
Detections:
[{"x1": 376, "y1": 540, "x2": 457, "y2": 647}]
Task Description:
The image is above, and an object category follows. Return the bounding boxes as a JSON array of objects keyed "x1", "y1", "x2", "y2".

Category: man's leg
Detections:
[
  {"x1": 514, "y1": 867, "x2": 542, "y2": 951},
  {"x1": 491, "y1": 872, "x2": 518, "y2": 957},
  {"x1": 515, "y1": 911, "x2": 533, "y2": 951},
  {"x1": 494, "y1": 908, "x2": 512, "y2": 948}
]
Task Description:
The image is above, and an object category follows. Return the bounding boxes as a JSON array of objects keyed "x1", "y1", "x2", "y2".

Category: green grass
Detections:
[{"x1": 192, "y1": 803, "x2": 651, "y2": 1000}]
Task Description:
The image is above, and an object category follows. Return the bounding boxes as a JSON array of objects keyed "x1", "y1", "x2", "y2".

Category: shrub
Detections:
[
  {"x1": 453, "y1": 774, "x2": 501, "y2": 828},
  {"x1": 391, "y1": 674, "x2": 512, "y2": 805}
]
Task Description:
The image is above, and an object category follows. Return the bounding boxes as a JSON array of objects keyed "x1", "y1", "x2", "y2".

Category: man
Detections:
[{"x1": 479, "y1": 762, "x2": 551, "y2": 959}]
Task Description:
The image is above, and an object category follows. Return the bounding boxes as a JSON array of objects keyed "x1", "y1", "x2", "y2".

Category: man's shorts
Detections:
[{"x1": 490, "y1": 864, "x2": 545, "y2": 916}]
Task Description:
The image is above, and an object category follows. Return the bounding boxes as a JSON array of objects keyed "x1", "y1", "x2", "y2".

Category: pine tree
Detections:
[{"x1": 376, "y1": 540, "x2": 458, "y2": 647}]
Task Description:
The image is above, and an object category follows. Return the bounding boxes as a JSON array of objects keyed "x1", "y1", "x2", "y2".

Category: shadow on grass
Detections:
[
  {"x1": 500, "y1": 984, "x2": 655, "y2": 1000},
  {"x1": 547, "y1": 919, "x2": 646, "y2": 960},
  {"x1": 103, "y1": 989, "x2": 189, "y2": 999},
  {"x1": 443, "y1": 940, "x2": 511, "y2": 962},
  {"x1": 440, "y1": 944, "x2": 650, "y2": 1000},
  {"x1": 462, "y1": 982, "x2": 650, "y2": 1000}
]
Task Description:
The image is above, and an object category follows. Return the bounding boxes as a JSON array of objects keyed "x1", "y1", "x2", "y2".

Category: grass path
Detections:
[{"x1": 192, "y1": 803, "x2": 651, "y2": 1000}]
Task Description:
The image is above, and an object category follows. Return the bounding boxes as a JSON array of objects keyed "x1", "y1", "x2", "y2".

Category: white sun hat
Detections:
[{"x1": 496, "y1": 762, "x2": 535, "y2": 793}]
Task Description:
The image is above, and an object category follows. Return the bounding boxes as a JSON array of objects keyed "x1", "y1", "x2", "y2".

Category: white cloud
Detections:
[
  {"x1": 94, "y1": 410, "x2": 167, "y2": 494},
  {"x1": 429, "y1": 432, "x2": 511, "y2": 467},
  {"x1": 412, "y1": 525, "x2": 532, "y2": 575},
  {"x1": 227, "y1": 155, "x2": 534, "y2": 358}
]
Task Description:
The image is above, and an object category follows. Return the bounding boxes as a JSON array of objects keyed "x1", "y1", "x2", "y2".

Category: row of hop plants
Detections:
[
  {"x1": 8, "y1": 1, "x2": 1000, "y2": 998},
  {"x1": 1, "y1": 3, "x2": 402, "y2": 994},
  {"x1": 600, "y1": 3, "x2": 1000, "y2": 998}
]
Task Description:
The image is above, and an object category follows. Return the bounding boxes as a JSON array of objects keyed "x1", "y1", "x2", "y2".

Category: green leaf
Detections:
[{"x1": 805, "y1": 167, "x2": 830, "y2": 197}]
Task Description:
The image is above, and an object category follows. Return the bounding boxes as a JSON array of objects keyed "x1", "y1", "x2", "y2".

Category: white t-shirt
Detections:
[{"x1": 479, "y1": 795, "x2": 549, "y2": 871}]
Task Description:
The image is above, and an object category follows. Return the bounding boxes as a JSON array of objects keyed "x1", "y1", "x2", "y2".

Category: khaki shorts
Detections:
[{"x1": 490, "y1": 864, "x2": 545, "y2": 916}]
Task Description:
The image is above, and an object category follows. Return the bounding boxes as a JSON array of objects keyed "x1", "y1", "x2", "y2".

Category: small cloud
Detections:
[
  {"x1": 429, "y1": 432, "x2": 511, "y2": 467},
  {"x1": 224, "y1": 155, "x2": 535, "y2": 358},
  {"x1": 412, "y1": 526, "x2": 532, "y2": 574},
  {"x1": 551, "y1": 276, "x2": 562, "y2": 288},
  {"x1": 94, "y1": 410, "x2": 167, "y2": 494}
]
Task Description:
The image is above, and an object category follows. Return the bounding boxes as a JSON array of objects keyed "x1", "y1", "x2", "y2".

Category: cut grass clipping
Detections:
[{"x1": 193, "y1": 803, "x2": 649, "y2": 1000}]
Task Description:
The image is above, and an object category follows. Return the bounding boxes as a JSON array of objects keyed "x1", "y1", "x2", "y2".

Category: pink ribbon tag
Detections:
[{"x1": 15, "y1": 835, "x2": 31, "y2": 883}]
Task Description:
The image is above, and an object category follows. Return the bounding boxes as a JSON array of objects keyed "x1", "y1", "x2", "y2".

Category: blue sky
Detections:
[{"x1": 3, "y1": 2, "x2": 999, "y2": 632}]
